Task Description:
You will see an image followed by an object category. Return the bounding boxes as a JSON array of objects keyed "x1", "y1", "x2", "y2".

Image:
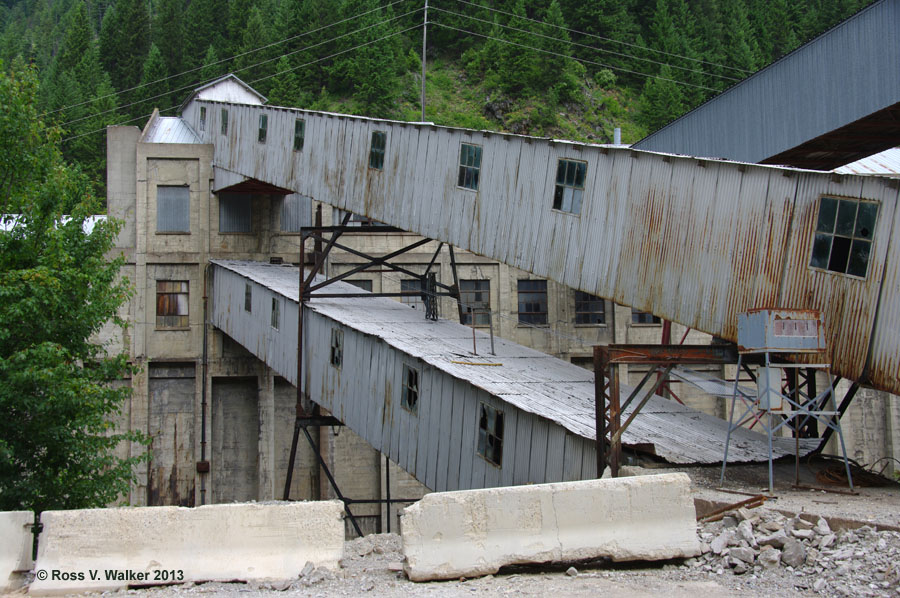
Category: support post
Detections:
[
  {"x1": 609, "y1": 362, "x2": 621, "y2": 477},
  {"x1": 593, "y1": 346, "x2": 608, "y2": 478},
  {"x1": 283, "y1": 230, "x2": 307, "y2": 501}
]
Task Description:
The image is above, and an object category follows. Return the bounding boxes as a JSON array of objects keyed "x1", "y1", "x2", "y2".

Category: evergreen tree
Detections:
[
  {"x1": 137, "y1": 43, "x2": 168, "y2": 117},
  {"x1": 234, "y1": 6, "x2": 274, "y2": 93},
  {"x1": 495, "y1": 0, "x2": 538, "y2": 95},
  {"x1": 267, "y1": 55, "x2": 299, "y2": 106},
  {"x1": 59, "y1": 2, "x2": 93, "y2": 73},
  {"x1": 152, "y1": 0, "x2": 183, "y2": 79},
  {"x1": 199, "y1": 45, "x2": 221, "y2": 83},
  {"x1": 98, "y1": 0, "x2": 150, "y2": 93},
  {"x1": 720, "y1": 0, "x2": 758, "y2": 75},
  {"x1": 537, "y1": 0, "x2": 583, "y2": 103},
  {"x1": 637, "y1": 64, "x2": 684, "y2": 132},
  {"x1": 184, "y1": 0, "x2": 229, "y2": 73}
]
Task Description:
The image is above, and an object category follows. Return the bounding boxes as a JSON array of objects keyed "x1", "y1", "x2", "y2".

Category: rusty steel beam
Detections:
[{"x1": 606, "y1": 344, "x2": 740, "y2": 364}]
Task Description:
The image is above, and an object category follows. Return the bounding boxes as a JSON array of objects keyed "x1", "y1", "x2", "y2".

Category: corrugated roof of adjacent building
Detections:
[
  {"x1": 834, "y1": 147, "x2": 900, "y2": 176},
  {"x1": 142, "y1": 116, "x2": 201, "y2": 144}
]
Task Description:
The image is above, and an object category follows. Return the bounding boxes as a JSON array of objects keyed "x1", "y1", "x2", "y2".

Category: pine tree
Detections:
[
  {"x1": 98, "y1": 0, "x2": 150, "y2": 93},
  {"x1": 152, "y1": 0, "x2": 183, "y2": 80},
  {"x1": 267, "y1": 55, "x2": 299, "y2": 106},
  {"x1": 637, "y1": 64, "x2": 685, "y2": 132},
  {"x1": 199, "y1": 45, "x2": 221, "y2": 83},
  {"x1": 537, "y1": 0, "x2": 583, "y2": 102},
  {"x1": 137, "y1": 43, "x2": 168, "y2": 117},
  {"x1": 59, "y1": 2, "x2": 94, "y2": 74}
]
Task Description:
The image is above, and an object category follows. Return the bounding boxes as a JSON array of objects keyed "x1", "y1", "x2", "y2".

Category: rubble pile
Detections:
[{"x1": 691, "y1": 506, "x2": 900, "y2": 597}]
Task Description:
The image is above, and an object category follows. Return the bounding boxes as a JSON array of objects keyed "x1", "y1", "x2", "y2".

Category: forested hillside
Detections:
[{"x1": 0, "y1": 0, "x2": 872, "y2": 193}]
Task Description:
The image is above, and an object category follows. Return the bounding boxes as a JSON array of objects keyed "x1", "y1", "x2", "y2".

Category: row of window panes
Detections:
[
  {"x1": 156, "y1": 281, "x2": 189, "y2": 329},
  {"x1": 156, "y1": 190, "x2": 308, "y2": 233},
  {"x1": 198, "y1": 107, "x2": 230, "y2": 135}
]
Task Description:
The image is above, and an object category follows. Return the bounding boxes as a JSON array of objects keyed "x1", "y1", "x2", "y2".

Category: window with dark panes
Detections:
[
  {"x1": 460, "y1": 279, "x2": 490, "y2": 326},
  {"x1": 458, "y1": 143, "x2": 482, "y2": 190},
  {"x1": 156, "y1": 281, "x2": 189, "y2": 329},
  {"x1": 199, "y1": 106, "x2": 206, "y2": 131},
  {"x1": 631, "y1": 308, "x2": 660, "y2": 324},
  {"x1": 575, "y1": 291, "x2": 605, "y2": 325},
  {"x1": 221, "y1": 109, "x2": 228, "y2": 135},
  {"x1": 517, "y1": 279, "x2": 548, "y2": 325},
  {"x1": 258, "y1": 113, "x2": 268, "y2": 143},
  {"x1": 219, "y1": 193, "x2": 252, "y2": 233},
  {"x1": 552, "y1": 158, "x2": 587, "y2": 214},
  {"x1": 244, "y1": 283, "x2": 252, "y2": 312},
  {"x1": 810, "y1": 196, "x2": 878, "y2": 278},
  {"x1": 401, "y1": 364, "x2": 419, "y2": 414},
  {"x1": 347, "y1": 279, "x2": 373, "y2": 292},
  {"x1": 271, "y1": 297, "x2": 280, "y2": 330},
  {"x1": 369, "y1": 131, "x2": 386, "y2": 169},
  {"x1": 401, "y1": 278, "x2": 424, "y2": 310},
  {"x1": 477, "y1": 402, "x2": 503, "y2": 467},
  {"x1": 294, "y1": 119, "x2": 305, "y2": 151},
  {"x1": 330, "y1": 328, "x2": 343, "y2": 368},
  {"x1": 157, "y1": 185, "x2": 190, "y2": 233}
]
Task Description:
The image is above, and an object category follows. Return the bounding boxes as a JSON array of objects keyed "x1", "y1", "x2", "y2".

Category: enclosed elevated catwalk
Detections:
[
  {"x1": 211, "y1": 260, "x2": 817, "y2": 492},
  {"x1": 179, "y1": 95, "x2": 900, "y2": 396}
]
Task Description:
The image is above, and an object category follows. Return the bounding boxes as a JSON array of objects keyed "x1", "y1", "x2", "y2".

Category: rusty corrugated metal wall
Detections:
[{"x1": 189, "y1": 101, "x2": 900, "y2": 395}]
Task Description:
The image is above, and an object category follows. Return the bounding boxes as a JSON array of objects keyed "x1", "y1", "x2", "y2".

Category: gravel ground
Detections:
[{"x1": 7, "y1": 463, "x2": 899, "y2": 598}]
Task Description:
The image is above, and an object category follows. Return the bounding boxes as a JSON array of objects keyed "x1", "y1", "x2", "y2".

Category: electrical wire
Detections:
[
  {"x1": 446, "y1": 0, "x2": 753, "y2": 76},
  {"x1": 429, "y1": 5, "x2": 740, "y2": 83},
  {"x1": 40, "y1": 0, "x2": 417, "y2": 119},
  {"x1": 58, "y1": 6, "x2": 424, "y2": 130},
  {"x1": 429, "y1": 19, "x2": 720, "y2": 92},
  {"x1": 61, "y1": 24, "x2": 422, "y2": 143}
]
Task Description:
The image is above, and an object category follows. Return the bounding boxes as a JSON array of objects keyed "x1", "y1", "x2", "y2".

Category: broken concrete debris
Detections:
[{"x1": 401, "y1": 474, "x2": 701, "y2": 582}]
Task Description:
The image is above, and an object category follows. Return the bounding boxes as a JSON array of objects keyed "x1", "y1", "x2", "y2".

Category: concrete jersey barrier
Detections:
[
  {"x1": 0, "y1": 510, "x2": 34, "y2": 592},
  {"x1": 400, "y1": 473, "x2": 701, "y2": 581},
  {"x1": 29, "y1": 500, "x2": 344, "y2": 595}
]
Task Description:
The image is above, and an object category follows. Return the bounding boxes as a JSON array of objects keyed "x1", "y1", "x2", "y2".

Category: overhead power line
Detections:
[
  {"x1": 429, "y1": 6, "x2": 740, "y2": 83},
  {"x1": 59, "y1": 6, "x2": 423, "y2": 130},
  {"x1": 447, "y1": 0, "x2": 753, "y2": 76},
  {"x1": 429, "y1": 19, "x2": 720, "y2": 92},
  {"x1": 43, "y1": 0, "x2": 416, "y2": 120},
  {"x1": 62, "y1": 24, "x2": 422, "y2": 143}
]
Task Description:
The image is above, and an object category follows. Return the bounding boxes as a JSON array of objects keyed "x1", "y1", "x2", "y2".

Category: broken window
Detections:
[
  {"x1": 517, "y1": 279, "x2": 547, "y2": 325},
  {"x1": 294, "y1": 119, "x2": 305, "y2": 151},
  {"x1": 460, "y1": 279, "x2": 490, "y2": 326},
  {"x1": 156, "y1": 185, "x2": 190, "y2": 233},
  {"x1": 810, "y1": 196, "x2": 878, "y2": 278},
  {"x1": 401, "y1": 364, "x2": 419, "y2": 414},
  {"x1": 219, "y1": 193, "x2": 252, "y2": 233},
  {"x1": 330, "y1": 328, "x2": 343, "y2": 368},
  {"x1": 369, "y1": 131, "x2": 386, "y2": 169},
  {"x1": 477, "y1": 402, "x2": 503, "y2": 467},
  {"x1": 199, "y1": 107, "x2": 206, "y2": 131},
  {"x1": 401, "y1": 278, "x2": 425, "y2": 311},
  {"x1": 258, "y1": 113, "x2": 268, "y2": 143},
  {"x1": 552, "y1": 158, "x2": 586, "y2": 214},
  {"x1": 271, "y1": 297, "x2": 280, "y2": 330},
  {"x1": 575, "y1": 291, "x2": 605, "y2": 325},
  {"x1": 244, "y1": 283, "x2": 252, "y2": 312},
  {"x1": 458, "y1": 143, "x2": 482, "y2": 190},
  {"x1": 221, "y1": 109, "x2": 228, "y2": 135},
  {"x1": 156, "y1": 281, "x2": 189, "y2": 329},
  {"x1": 631, "y1": 308, "x2": 660, "y2": 325}
]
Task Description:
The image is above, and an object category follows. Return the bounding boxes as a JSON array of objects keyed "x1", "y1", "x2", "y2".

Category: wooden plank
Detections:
[
  {"x1": 498, "y1": 400, "x2": 517, "y2": 488},
  {"x1": 512, "y1": 410, "x2": 533, "y2": 486},
  {"x1": 445, "y1": 381, "x2": 464, "y2": 491},
  {"x1": 543, "y1": 426, "x2": 566, "y2": 484},
  {"x1": 434, "y1": 375, "x2": 453, "y2": 492},
  {"x1": 528, "y1": 417, "x2": 550, "y2": 484},
  {"x1": 457, "y1": 382, "x2": 476, "y2": 490},
  {"x1": 562, "y1": 433, "x2": 584, "y2": 482},
  {"x1": 581, "y1": 437, "x2": 598, "y2": 480},
  {"x1": 414, "y1": 364, "x2": 431, "y2": 483},
  {"x1": 425, "y1": 371, "x2": 443, "y2": 491},
  {"x1": 469, "y1": 390, "x2": 487, "y2": 491}
]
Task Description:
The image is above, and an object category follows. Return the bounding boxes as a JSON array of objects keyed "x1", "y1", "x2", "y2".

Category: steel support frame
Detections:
[
  {"x1": 283, "y1": 222, "x2": 465, "y2": 535},
  {"x1": 593, "y1": 344, "x2": 740, "y2": 477}
]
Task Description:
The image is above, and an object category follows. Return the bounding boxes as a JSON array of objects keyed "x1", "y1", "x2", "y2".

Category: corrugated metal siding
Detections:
[
  {"x1": 835, "y1": 148, "x2": 900, "y2": 177},
  {"x1": 156, "y1": 185, "x2": 190, "y2": 232},
  {"x1": 143, "y1": 116, "x2": 201, "y2": 144},
  {"x1": 218, "y1": 193, "x2": 252, "y2": 233},
  {"x1": 280, "y1": 194, "x2": 311, "y2": 232},
  {"x1": 190, "y1": 101, "x2": 900, "y2": 394},
  {"x1": 632, "y1": 0, "x2": 900, "y2": 163}
]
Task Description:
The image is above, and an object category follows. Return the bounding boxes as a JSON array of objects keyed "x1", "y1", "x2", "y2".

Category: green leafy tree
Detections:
[{"x1": 0, "y1": 63, "x2": 146, "y2": 514}]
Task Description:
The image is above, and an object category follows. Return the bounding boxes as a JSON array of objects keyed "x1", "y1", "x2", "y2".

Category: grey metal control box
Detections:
[{"x1": 737, "y1": 309, "x2": 826, "y2": 354}]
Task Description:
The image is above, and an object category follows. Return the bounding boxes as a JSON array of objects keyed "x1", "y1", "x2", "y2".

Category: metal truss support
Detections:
[{"x1": 593, "y1": 344, "x2": 740, "y2": 478}]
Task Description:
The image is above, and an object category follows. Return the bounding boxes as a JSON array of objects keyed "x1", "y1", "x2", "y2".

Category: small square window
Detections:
[
  {"x1": 221, "y1": 109, "x2": 228, "y2": 135},
  {"x1": 477, "y1": 402, "x2": 503, "y2": 467},
  {"x1": 244, "y1": 283, "x2": 252, "y2": 312},
  {"x1": 401, "y1": 364, "x2": 419, "y2": 414},
  {"x1": 552, "y1": 158, "x2": 587, "y2": 214},
  {"x1": 258, "y1": 114, "x2": 268, "y2": 143},
  {"x1": 199, "y1": 106, "x2": 206, "y2": 131},
  {"x1": 575, "y1": 291, "x2": 605, "y2": 325},
  {"x1": 460, "y1": 279, "x2": 490, "y2": 326},
  {"x1": 631, "y1": 308, "x2": 660, "y2": 325},
  {"x1": 369, "y1": 131, "x2": 386, "y2": 169},
  {"x1": 330, "y1": 328, "x2": 343, "y2": 368},
  {"x1": 294, "y1": 119, "x2": 305, "y2": 151},
  {"x1": 401, "y1": 278, "x2": 424, "y2": 310},
  {"x1": 810, "y1": 196, "x2": 878, "y2": 278},
  {"x1": 517, "y1": 279, "x2": 547, "y2": 325},
  {"x1": 156, "y1": 281, "x2": 189, "y2": 329},
  {"x1": 157, "y1": 185, "x2": 190, "y2": 233},
  {"x1": 458, "y1": 143, "x2": 482, "y2": 190},
  {"x1": 271, "y1": 297, "x2": 280, "y2": 330}
]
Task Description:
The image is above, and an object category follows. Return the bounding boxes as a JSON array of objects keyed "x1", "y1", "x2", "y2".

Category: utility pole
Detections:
[{"x1": 421, "y1": 0, "x2": 428, "y2": 122}]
